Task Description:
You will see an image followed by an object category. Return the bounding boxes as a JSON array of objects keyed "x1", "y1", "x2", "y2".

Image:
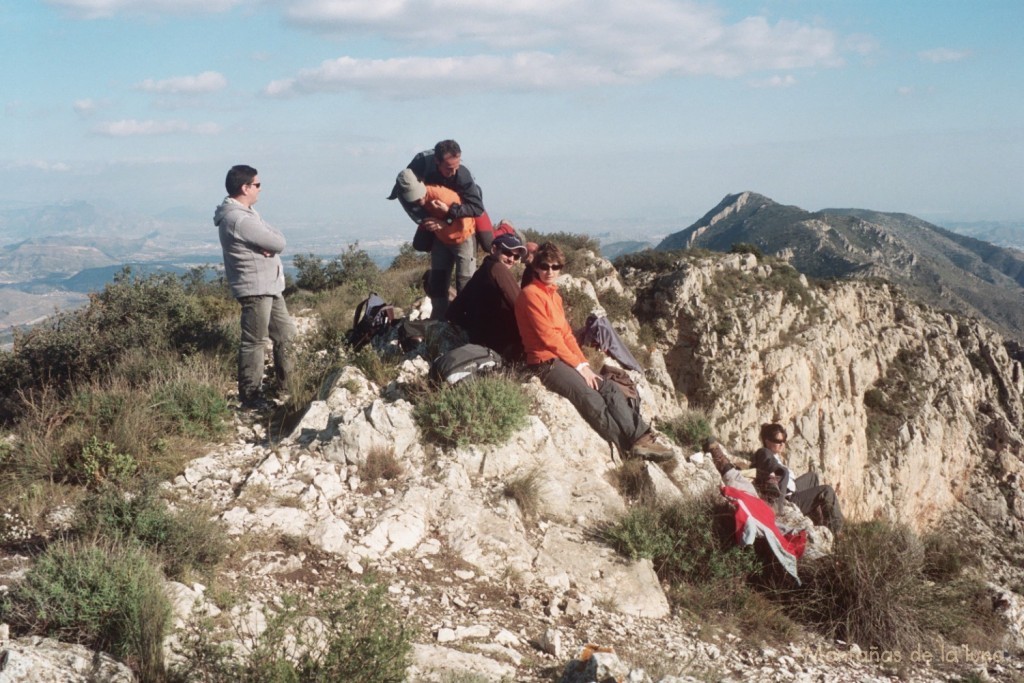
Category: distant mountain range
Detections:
[{"x1": 657, "y1": 191, "x2": 1024, "y2": 342}]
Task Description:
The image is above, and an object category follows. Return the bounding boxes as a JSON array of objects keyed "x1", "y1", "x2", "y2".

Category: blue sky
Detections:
[{"x1": 3, "y1": 0, "x2": 1022, "y2": 244}]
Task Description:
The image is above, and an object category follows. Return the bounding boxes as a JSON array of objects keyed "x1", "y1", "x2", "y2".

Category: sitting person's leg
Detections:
[
  {"x1": 789, "y1": 478, "x2": 843, "y2": 534},
  {"x1": 538, "y1": 358, "x2": 634, "y2": 454}
]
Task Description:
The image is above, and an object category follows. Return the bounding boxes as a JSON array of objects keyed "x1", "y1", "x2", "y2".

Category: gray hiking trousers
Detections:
[
  {"x1": 238, "y1": 293, "x2": 296, "y2": 402},
  {"x1": 789, "y1": 472, "x2": 844, "y2": 535},
  {"x1": 534, "y1": 358, "x2": 648, "y2": 454}
]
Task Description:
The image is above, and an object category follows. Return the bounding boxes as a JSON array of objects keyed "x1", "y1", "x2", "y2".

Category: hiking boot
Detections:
[
  {"x1": 632, "y1": 432, "x2": 675, "y2": 463},
  {"x1": 240, "y1": 395, "x2": 274, "y2": 412},
  {"x1": 704, "y1": 438, "x2": 735, "y2": 475}
]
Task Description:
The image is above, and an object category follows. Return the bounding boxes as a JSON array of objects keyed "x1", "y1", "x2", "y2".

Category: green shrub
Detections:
[
  {"x1": 2, "y1": 538, "x2": 171, "y2": 681},
  {"x1": 613, "y1": 249, "x2": 686, "y2": 273},
  {"x1": 730, "y1": 242, "x2": 763, "y2": 258},
  {"x1": 558, "y1": 284, "x2": 598, "y2": 332},
  {"x1": 75, "y1": 485, "x2": 228, "y2": 581},
  {"x1": 598, "y1": 287, "x2": 634, "y2": 322},
  {"x1": 170, "y1": 584, "x2": 411, "y2": 683},
  {"x1": 1, "y1": 269, "x2": 233, "y2": 425},
  {"x1": 414, "y1": 374, "x2": 529, "y2": 448},
  {"x1": 521, "y1": 230, "x2": 600, "y2": 255},
  {"x1": 658, "y1": 410, "x2": 712, "y2": 451},
  {"x1": 294, "y1": 244, "x2": 381, "y2": 293},
  {"x1": 151, "y1": 378, "x2": 229, "y2": 439},
  {"x1": 70, "y1": 436, "x2": 138, "y2": 487},
  {"x1": 388, "y1": 242, "x2": 430, "y2": 272},
  {"x1": 351, "y1": 347, "x2": 402, "y2": 387},
  {"x1": 605, "y1": 494, "x2": 759, "y2": 588}
]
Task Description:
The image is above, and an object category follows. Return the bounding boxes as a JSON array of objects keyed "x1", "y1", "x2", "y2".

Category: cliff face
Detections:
[{"x1": 622, "y1": 251, "x2": 1024, "y2": 573}]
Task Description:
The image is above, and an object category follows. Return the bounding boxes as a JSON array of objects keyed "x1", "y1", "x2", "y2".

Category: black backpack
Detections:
[
  {"x1": 429, "y1": 343, "x2": 502, "y2": 384},
  {"x1": 347, "y1": 293, "x2": 396, "y2": 350}
]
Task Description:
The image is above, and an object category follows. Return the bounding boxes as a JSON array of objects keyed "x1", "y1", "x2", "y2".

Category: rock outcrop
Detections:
[{"x1": 3, "y1": 248, "x2": 1023, "y2": 681}]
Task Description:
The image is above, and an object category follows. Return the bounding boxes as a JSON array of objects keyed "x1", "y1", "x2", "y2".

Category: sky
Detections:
[{"x1": 3, "y1": 0, "x2": 1023, "y2": 245}]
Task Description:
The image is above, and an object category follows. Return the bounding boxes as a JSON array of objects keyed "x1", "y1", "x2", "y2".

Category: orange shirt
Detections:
[
  {"x1": 424, "y1": 185, "x2": 475, "y2": 245},
  {"x1": 514, "y1": 280, "x2": 587, "y2": 367}
]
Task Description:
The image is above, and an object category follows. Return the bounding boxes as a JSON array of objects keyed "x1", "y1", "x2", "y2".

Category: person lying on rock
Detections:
[
  {"x1": 514, "y1": 241, "x2": 673, "y2": 462},
  {"x1": 445, "y1": 232, "x2": 527, "y2": 361},
  {"x1": 702, "y1": 437, "x2": 759, "y2": 498},
  {"x1": 751, "y1": 423, "x2": 844, "y2": 534}
]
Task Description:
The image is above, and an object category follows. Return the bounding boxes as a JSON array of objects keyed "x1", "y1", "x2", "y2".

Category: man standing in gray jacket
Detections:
[{"x1": 214, "y1": 164, "x2": 296, "y2": 409}]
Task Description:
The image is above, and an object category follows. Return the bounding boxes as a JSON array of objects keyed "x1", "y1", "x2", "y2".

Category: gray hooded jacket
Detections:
[{"x1": 214, "y1": 197, "x2": 286, "y2": 298}]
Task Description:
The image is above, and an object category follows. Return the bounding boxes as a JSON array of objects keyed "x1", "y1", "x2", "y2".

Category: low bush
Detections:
[
  {"x1": 598, "y1": 287, "x2": 634, "y2": 323},
  {"x1": 75, "y1": 485, "x2": 228, "y2": 581},
  {"x1": 658, "y1": 410, "x2": 713, "y2": 451},
  {"x1": 730, "y1": 242, "x2": 763, "y2": 258},
  {"x1": 0, "y1": 269, "x2": 234, "y2": 425},
  {"x1": 170, "y1": 583, "x2": 411, "y2": 683},
  {"x1": 613, "y1": 249, "x2": 686, "y2": 273},
  {"x1": 293, "y1": 244, "x2": 381, "y2": 294},
  {"x1": 388, "y1": 242, "x2": 430, "y2": 272},
  {"x1": 361, "y1": 446, "x2": 404, "y2": 492},
  {"x1": 558, "y1": 284, "x2": 599, "y2": 332},
  {"x1": 777, "y1": 520, "x2": 1005, "y2": 653},
  {"x1": 2, "y1": 538, "x2": 170, "y2": 681},
  {"x1": 350, "y1": 347, "x2": 402, "y2": 387},
  {"x1": 521, "y1": 230, "x2": 600, "y2": 255},
  {"x1": 503, "y1": 467, "x2": 545, "y2": 519},
  {"x1": 605, "y1": 493, "x2": 759, "y2": 590},
  {"x1": 611, "y1": 458, "x2": 648, "y2": 500},
  {"x1": 414, "y1": 374, "x2": 529, "y2": 448}
]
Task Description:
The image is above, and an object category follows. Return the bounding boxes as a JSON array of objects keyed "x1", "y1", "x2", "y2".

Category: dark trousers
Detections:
[
  {"x1": 789, "y1": 472, "x2": 844, "y2": 534},
  {"x1": 535, "y1": 358, "x2": 648, "y2": 454}
]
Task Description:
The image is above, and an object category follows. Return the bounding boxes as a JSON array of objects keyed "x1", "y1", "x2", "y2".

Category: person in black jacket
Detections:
[
  {"x1": 445, "y1": 233, "x2": 526, "y2": 361},
  {"x1": 751, "y1": 423, "x2": 844, "y2": 534},
  {"x1": 387, "y1": 140, "x2": 493, "y2": 250}
]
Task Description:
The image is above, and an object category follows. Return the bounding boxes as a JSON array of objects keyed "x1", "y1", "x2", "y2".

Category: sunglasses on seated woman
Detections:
[{"x1": 536, "y1": 262, "x2": 563, "y2": 272}]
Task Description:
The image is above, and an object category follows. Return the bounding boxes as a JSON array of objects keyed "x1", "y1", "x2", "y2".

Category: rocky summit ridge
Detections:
[
  {"x1": 656, "y1": 191, "x2": 1024, "y2": 343},
  {"x1": 2, "y1": 248, "x2": 1024, "y2": 682}
]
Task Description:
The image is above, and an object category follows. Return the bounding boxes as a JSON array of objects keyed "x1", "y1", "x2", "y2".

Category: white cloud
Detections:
[
  {"x1": 93, "y1": 119, "x2": 222, "y2": 136},
  {"x1": 8, "y1": 160, "x2": 72, "y2": 172},
  {"x1": 136, "y1": 71, "x2": 227, "y2": 94},
  {"x1": 918, "y1": 48, "x2": 971, "y2": 64},
  {"x1": 264, "y1": 53, "x2": 623, "y2": 98},
  {"x1": 73, "y1": 99, "x2": 99, "y2": 116},
  {"x1": 268, "y1": 1, "x2": 841, "y2": 97},
  {"x1": 44, "y1": 0, "x2": 240, "y2": 18},
  {"x1": 750, "y1": 74, "x2": 797, "y2": 88}
]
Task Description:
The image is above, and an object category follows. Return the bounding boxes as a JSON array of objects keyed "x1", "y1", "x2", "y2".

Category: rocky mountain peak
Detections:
[{"x1": 655, "y1": 194, "x2": 1024, "y2": 343}]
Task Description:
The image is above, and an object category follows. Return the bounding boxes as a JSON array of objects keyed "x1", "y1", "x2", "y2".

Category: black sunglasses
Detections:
[
  {"x1": 768, "y1": 437, "x2": 786, "y2": 445},
  {"x1": 536, "y1": 262, "x2": 563, "y2": 272},
  {"x1": 500, "y1": 248, "x2": 521, "y2": 261}
]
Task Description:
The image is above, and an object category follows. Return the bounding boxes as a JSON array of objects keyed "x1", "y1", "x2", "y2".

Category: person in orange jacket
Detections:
[
  {"x1": 394, "y1": 168, "x2": 477, "y2": 320},
  {"x1": 514, "y1": 242, "x2": 673, "y2": 461}
]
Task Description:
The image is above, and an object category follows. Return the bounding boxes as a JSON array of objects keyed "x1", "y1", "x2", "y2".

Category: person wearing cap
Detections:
[
  {"x1": 445, "y1": 232, "x2": 527, "y2": 360},
  {"x1": 387, "y1": 140, "x2": 493, "y2": 251},
  {"x1": 393, "y1": 168, "x2": 477, "y2": 320}
]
